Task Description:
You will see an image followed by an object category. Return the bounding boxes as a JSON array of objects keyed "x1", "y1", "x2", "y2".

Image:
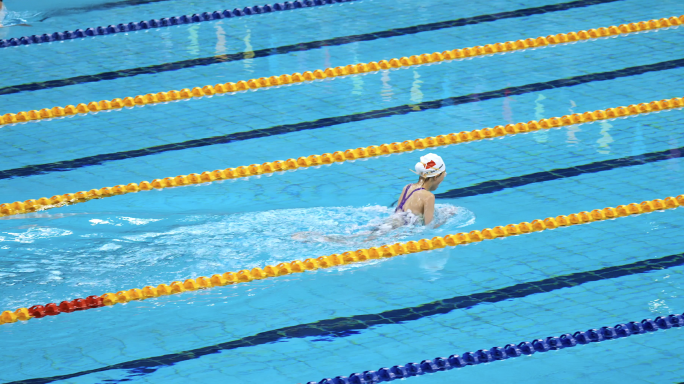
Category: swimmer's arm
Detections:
[{"x1": 423, "y1": 194, "x2": 435, "y2": 225}]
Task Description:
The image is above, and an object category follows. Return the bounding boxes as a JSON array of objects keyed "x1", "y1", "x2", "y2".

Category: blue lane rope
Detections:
[
  {"x1": 0, "y1": 0, "x2": 358, "y2": 49},
  {"x1": 308, "y1": 313, "x2": 684, "y2": 384}
]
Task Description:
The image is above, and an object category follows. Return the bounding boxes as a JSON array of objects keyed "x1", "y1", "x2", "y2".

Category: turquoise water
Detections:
[{"x1": 1, "y1": 0, "x2": 684, "y2": 382}]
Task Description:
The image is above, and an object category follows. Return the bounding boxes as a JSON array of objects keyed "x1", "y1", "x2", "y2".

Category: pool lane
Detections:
[
  {"x1": 2, "y1": 230, "x2": 682, "y2": 382},
  {"x1": 1, "y1": 0, "x2": 683, "y2": 382},
  {"x1": 0, "y1": 155, "x2": 682, "y2": 312},
  {"x1": 0, "y1": 0, "x2": 624, "y2": 95},
  {"x1": 1, "y1": 0, "x2": 681, "y2": 115},
  {"x1": 0, "y1": 0, "x2": 572, "y2": 87},
  {"x1": 0, "y1": 70, "x2": 682, "y2": 211},
  {"x1": 435, "y1": 144, "x2": 684, "y2": 200},
  {"x1": 1, "y1": 59, "x2": 682, "y2": 183},
  {"x1": 0, "y1": 27, "x2": 683, "y2": 196}
]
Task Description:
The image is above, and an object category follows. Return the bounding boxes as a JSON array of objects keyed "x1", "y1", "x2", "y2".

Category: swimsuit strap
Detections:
[
  {"x1": 398, "y1": 184, "x2": 411, "y2": 202},
  {"x1": 395, "y1": 184, "x2": 425, "y2": 213}
]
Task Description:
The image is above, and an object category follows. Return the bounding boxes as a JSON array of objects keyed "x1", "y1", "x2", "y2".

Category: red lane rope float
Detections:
[
  {"x1": 0, "y1": 15, "x2": 682, "y2": 127},
  {"x1": 1, "y1": 195, "x2": 682, "y2": 325},
  {"x1": 1, "y1": 96, "x2": 682, "y2": 218}
]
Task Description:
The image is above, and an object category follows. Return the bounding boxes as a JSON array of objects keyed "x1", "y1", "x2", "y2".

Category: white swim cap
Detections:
[{"x1": 413, "y1": 153, "x2": 446, "y2": 178}]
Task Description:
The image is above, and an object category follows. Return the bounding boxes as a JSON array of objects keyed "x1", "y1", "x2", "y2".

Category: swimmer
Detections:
[
  {"x1": 292, "y1": 153, "x2": 450, "y2": 244},
  {"x1": 0, "y1": 1, "x2": 6, "y2": 27},
  {"x1": 394, "y1": 153, "x2": 447, "y2": 226},
  {"x1": 0, "y1": 1, "x2": 31, "y2": 28}
]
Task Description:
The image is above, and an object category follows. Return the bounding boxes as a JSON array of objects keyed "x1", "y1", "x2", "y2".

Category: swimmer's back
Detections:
[{"x1": 395, "y1": 184, "x2": 435, "y2": 220}]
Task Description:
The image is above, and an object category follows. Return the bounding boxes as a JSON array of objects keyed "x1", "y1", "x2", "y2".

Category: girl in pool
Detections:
[
  {"x1": 0, "y1": 1, "x2": 6, "y2": 27},
  {"x1": 393, "y1": 153, "x2": 447, "y2": 226},
  {"x1": 0, "y1": 1, "x2": 31, "y2": 28},
  {"x1": 292, "y1": 153, "x2": 449, "y2": 243}
]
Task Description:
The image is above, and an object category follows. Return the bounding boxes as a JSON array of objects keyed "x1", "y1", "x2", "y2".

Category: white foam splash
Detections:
[
  {"x1": 89, "y1": 219, "x2": 115, "y2": 226},
  {"x1": 0, "y1": 204, "x2": 476, "y2": 301},
  {"x1": 98, "y1": 243, "x2": 122, "y2": 251},
  {"x1": 119, "y1": 217, "x2": 163, "y2": 226},
  {"x1": 0, "y1": 227, "x2": 72, "y2": 243}
]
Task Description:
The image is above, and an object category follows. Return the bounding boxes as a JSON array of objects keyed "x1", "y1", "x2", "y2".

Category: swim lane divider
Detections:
[
  {"x1": 1, "y1": 195, "x2": 681, "y2": 324},
  {"x1": 0, "y1": 97, "x2": 682, "y2": 218},
  {"x1": 307, "y1": 314, "x2": 684, "y2": 383},
  {"x1": 0, "y1": 0, "x2": 358, "y2": 49},
  {"x1": 0, "y1": 15, "x2": 681, "y2": 127}
]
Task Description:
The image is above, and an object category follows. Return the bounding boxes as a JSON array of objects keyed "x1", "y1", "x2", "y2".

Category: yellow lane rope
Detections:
[
  {"x1": 1, "y1": 194, "x2": 682, "y2": 324},
  {"x1": 1, "y1": 97, "x2": 682, "y2": 218},
  {"x1": 0, "y1": 15, "x2": 682, "y2": 127}
]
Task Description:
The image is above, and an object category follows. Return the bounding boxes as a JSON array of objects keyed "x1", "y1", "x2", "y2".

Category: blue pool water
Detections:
[{"x1": 1, "y1": 0, "x2": 683, "y2": 382}]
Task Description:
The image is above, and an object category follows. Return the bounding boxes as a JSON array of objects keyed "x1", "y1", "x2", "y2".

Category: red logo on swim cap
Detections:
[{"x1": 425, "y1": 160, "x2": 436, "y2": 169}]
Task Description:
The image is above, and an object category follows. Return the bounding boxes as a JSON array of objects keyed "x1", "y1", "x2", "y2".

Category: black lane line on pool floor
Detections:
[
  {"x1": 434, "y1": 145, "x2": 684, "y2": 200},
  {"x1": 0, "y1": 0, "x2": 622, "y2": 96},
  {"x1": 0, "y1": 57, "x2": 682, "y2": 181},
  {"x1": 53, "y1": 0, "x2": 174, "y2": 15},
  {"x1": 3, "y1": 0, "x2": 363, "y2": 48},
  {"x1": 13, "y1": 251, "x2": 684, "y2": 384},
  {"x1": 4, "y1": 0, "x2": 176, "y2": 26},
  {"x1": 386, "y1": 142, "x2": 683, "y2": 207}
]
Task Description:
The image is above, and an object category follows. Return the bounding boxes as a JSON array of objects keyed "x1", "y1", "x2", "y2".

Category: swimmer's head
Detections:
[{"x1": 412, "y1": 153, "x2": 446, "y2": 191}]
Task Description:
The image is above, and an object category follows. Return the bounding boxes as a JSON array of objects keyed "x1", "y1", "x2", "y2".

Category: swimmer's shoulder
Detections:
[
  {"x1": 415, "y1": 188, "x2": 435, "y2": 205},
  {"x1": 416, "y1": 189, "x2": 435, "y2": 198}
]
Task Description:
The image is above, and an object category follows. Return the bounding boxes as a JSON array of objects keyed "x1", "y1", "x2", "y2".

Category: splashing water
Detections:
[
  {"x1": 291, "y1": 204, "x2": 475, "y2": 246},
  {"x1": 0, "y1": 204, "x2": 474, "y2": 308},
  {"x1": 0, "y1": 10, "x2": 38, "y2": 27}
]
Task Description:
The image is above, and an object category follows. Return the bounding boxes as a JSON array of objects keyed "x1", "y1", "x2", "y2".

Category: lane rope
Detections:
[
  {"x1": 0, "y1": 97, "x2": 682, "y2": 218},
  {"x1": 0, "y1": 0, "x2": 359, "y2": 49},
  {"x1": 0, "y1": 15, "x2": 681, "y2": 127},
  {"x1": 1, "y1": 194, "x2": 681, "y2": 324},
  {"x1": 307, "y1": 314, "x2": 684, "y2": 383}
]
